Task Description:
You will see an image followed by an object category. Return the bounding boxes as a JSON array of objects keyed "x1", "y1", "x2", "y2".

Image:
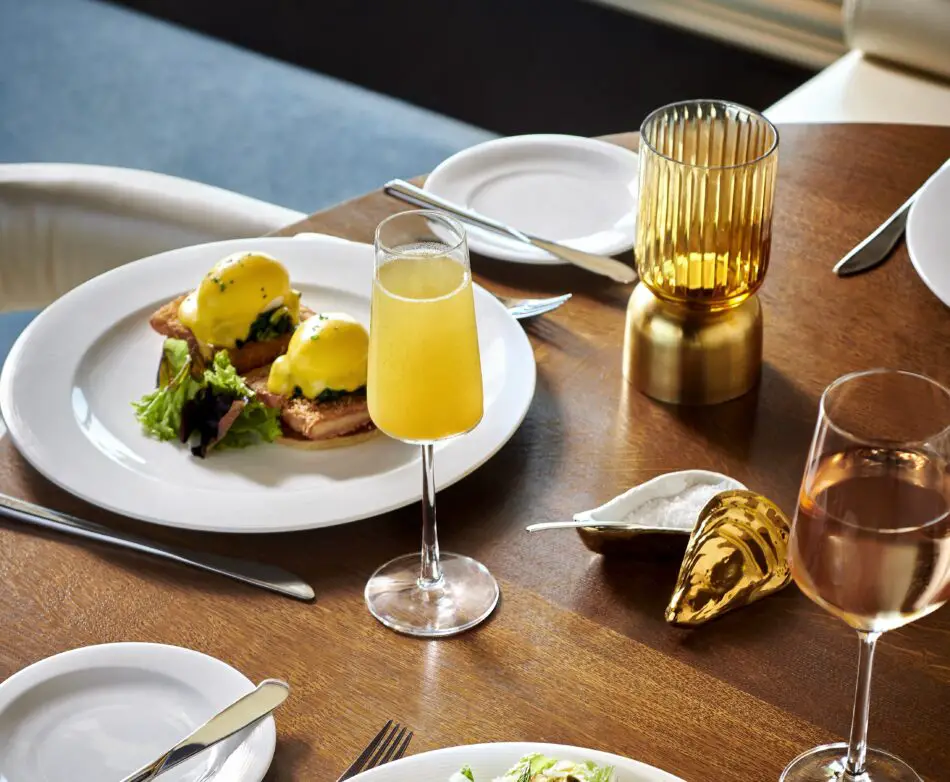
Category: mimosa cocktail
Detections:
[
  {"x1": 368, "y1": 254, "x2": 483, "y2": 442},
  {"x1": 364, "y1": 210, "x2": 499, "y2": 638}
]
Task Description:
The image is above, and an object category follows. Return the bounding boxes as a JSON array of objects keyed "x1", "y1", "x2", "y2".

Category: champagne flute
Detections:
[
  {"x1": 782, "y1": 369, "x2": 950, "y2": 782},
  {"x1": 364, "y1": 209, "x2": 499, "y2": 637}
]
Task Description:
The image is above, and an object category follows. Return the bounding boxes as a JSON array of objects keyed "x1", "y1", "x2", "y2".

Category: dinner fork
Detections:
[
  {"x1": 336, "y1": 721, "x2": 414, "y2": 781},
  {"x1": 498, "y1": 292, "x2": 571, "y2": 320}
]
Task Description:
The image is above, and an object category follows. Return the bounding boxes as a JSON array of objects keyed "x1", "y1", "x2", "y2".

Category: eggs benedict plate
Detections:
[
  {"x1": 0, "y1": 236, "x2": 536, "y2": 533},
  {"x1": 138, "y1": 253, "x2": 376, "y2": 455}
]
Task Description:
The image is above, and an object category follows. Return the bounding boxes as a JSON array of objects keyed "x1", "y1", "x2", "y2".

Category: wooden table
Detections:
[{"x1": 2, "y1": 124, "x2": 950, "y2": 781}]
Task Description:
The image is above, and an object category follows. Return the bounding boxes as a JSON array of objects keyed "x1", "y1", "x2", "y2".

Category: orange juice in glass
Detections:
[
  {"x1": 365, "y1": 210, "x2": 498, "y2": 638},
  {"x1": 368, "y1": 253, "x2": 483, "y2": 442}
]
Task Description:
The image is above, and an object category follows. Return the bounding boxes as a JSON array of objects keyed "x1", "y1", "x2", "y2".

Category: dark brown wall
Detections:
[{"x1": 108, "y1": 0, "x2": 814, "y2": 136}]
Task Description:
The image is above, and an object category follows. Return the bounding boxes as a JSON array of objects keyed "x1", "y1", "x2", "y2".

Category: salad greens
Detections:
[
  {"x1": 449, "y1": 754, "x2": 615, "y2": 782},
  {"x1": 132, "y1": 339, "x2": 200, "y2": 441},
  {"x1": 133, "y1": 338, "x2": 281, "y2": 457}
]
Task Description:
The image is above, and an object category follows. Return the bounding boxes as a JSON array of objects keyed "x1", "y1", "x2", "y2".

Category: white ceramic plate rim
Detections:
[
  {"x1": 425, "y1": 134, "x2": 639, "y2": 264},
  {"x1": 0, "y1": 235, "x2": 536, "y2": 533},
  {"x1": 907, "y1": 162, "x2": 950, "y2": 308},
  {"x1": 351, "y1": 741, "x2": 684, "y2": 781},
  {"x1": 0, "y1": 642, "x2": 275, "y2": 782}
]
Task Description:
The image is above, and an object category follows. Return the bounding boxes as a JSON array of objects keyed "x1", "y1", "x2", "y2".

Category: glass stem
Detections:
[
  {"x1": 419, "y1": 443, "x2": 443, "y2": 587},
  {"x1": 845, "y1": 631, "x2": 880, "y2": 779}
]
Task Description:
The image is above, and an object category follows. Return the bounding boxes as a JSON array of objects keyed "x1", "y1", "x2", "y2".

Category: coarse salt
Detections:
[{"x1": 621, "y1": 479, "x2": 736, "y2": 530}]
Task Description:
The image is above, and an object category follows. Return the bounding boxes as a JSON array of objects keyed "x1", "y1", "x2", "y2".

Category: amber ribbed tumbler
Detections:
[{"x1": 636, "y1": 100, "x2": 779, "y2": 310}]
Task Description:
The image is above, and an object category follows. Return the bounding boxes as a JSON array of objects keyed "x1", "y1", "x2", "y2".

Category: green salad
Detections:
[
  {"x1": 133, "y1": 338, "x2": 281, "y2": 457},
  {"x1": 450, "y1": 754, "x2": 615, "y2": 782}
]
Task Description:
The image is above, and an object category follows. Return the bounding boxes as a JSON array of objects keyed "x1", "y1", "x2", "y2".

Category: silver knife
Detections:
[
  {"x1": 834, "y1": 158, "x2": 950, "y2": 276},
  {"x1": 0, "y1": 493, "x2": 314, "y2": 601},
  {"x1": 383, "y1": 179, "x2": 637, "y2": 284},
  {"x1": 120, "y1": 679, "x2": 289, "y2": 781}
]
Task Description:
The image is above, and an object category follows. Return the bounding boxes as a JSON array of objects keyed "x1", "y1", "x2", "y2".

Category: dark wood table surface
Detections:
[{"x1": 2, "y1": 124, "x2": 950, "y2": 781}]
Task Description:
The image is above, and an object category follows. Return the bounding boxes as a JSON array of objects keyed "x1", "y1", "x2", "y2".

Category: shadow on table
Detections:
[
  {"x1": 472, "y1": 251, "x2": 633, "y2": 312},
  {"x1": 596, "y1": 552, "x2": 801, "y2": 650},
  {"x1": 264, "y1": 735, "x2": 314, "y2": 780},
  {"x1": 665, "y1": 361, "x2": 818, "y2": 511}
]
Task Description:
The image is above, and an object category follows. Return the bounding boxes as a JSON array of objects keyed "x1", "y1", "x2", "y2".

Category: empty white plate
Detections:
[
  {"x1": 351, "y1": 741, "x2": 684, "y2": 781},
  {"x1": 0, "y1": 643, "x2": 275, "y2": 782},
  {"x1": 907, "y1": 160, "x2": 950, "y2": 307},
  {"x1": 424, "y1": 134, "x2": 639, "y2": 264}
]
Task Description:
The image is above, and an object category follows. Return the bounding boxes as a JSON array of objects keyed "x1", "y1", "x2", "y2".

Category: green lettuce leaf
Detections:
[
  {"x1": 201, "y1": 351, "x2": 281, "y2": 450},
  {"x1": 495, "y1": 754, "x2": 614, "y2": 782},
  {"x1": 132, "y1": 339, "x2": 201, "y2": 440},
  {"x1": 135, "y1": 341, "x2": 280, "y2": 451}
]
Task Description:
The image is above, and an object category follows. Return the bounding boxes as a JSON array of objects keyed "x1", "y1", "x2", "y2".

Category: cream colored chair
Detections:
[
  {"x1": 767, "y1": 0, "x2": 950, "y2": 126},
  {"x1": 0, "y1": 164, "x2": 305, "y2": 313}
]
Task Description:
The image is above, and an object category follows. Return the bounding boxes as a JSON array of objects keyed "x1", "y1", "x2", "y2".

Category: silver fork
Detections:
[
  {"x1": 335, "y1": 721, "x2": 414, "y2": 781},
  {"x1": 498, "y1": 293, "x2": 571, "y2": 320}
]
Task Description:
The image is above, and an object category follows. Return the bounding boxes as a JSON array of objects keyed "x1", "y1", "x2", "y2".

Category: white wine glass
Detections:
[
  {"x1": 782, "y1": 369, "x2": 950, "y2": 781},
  {"x1": 364, "y1": 209, "x2": 499, "y2": 637}
]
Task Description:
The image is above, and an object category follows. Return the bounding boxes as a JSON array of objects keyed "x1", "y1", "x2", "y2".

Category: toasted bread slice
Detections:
[
  {"x1": 150, "y1": 294, "x2": 312, "y2": 374},
  {"x1": 243, "y1": 366, "x2": 375, "y2": 445},
  {"x1": 276, "y1": 424, "x2": 379, "y2": 450}
]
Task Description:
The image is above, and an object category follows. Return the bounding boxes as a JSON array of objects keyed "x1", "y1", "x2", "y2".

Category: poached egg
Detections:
[
  {"x1": 178, "y1": 252, "x2": 300, "y2": 348},
  {"x1": 267, "y1": 313, "x2": 369, "y2": 399}
]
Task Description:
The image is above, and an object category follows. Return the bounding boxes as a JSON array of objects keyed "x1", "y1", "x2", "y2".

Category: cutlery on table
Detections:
[
  {"x1": 120, "y1": 679, "x2": 289, "y2": 782},
  {"x1": 383, "y1": 179, "x2": 637, "y2": 284},
  {"x1": 834, "y1": 158, "x2": 950, "y2": 276},
  {"x1": 526, "y1": 520, "x2": 659, "y2": 532},
  {"x1": 0, "y1": 492, "x2": 315, "y2": 602},
  {"x1": 497, "y1": 292, "x2": 572, "y2": 320},
  {"x1": 336, "y1": 720, "x2": 414, "y2": 781}
]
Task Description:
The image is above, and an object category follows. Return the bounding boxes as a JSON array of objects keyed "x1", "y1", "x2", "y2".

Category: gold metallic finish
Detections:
[
  {"x1": 577, "y1": 523, "x2": 689, "y2": 557},
  {"x1": 629, "y1": 100, "x2": 778, "y2": 406},
  {"x1": 623, "y1": 283, "x2": 762, "y2": 405},
  {"x1": 665, "y1": 490, "x2": 792, "y2": 627}
]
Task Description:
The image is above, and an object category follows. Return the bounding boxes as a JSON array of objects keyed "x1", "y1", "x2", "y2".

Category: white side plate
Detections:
[
  {"x1": 352, "y1": 741, "x2": 684, "y2": 781},
  {"x1": 907, "y1": 162, "x2": 950, "y2": 308},
  {"x1": 0, "y1": 235, "x2": 536, "y2": 533},
  {"x1": 425, "y1": 135, "x2": 639, "y2": 264},
  {"x1": 0, "y1": 643, "x2": 275, "y2": 782}
]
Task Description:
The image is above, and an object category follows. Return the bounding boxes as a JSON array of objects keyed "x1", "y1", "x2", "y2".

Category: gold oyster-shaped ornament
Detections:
[{"x1": 666, "y1": 490, "x2": 791, "y2": 627}]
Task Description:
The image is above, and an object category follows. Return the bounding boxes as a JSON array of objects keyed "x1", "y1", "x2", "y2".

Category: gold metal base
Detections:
[{"x1": 623, "y1": 284, "x2": 762, "y2": 405}]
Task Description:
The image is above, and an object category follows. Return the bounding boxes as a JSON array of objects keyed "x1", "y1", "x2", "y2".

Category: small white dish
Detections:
[
  {"x1": 352, "y1": 741, "x2": 683, "y2": 781},
  {"x1": 907, "y1": 161, "x2": 950, "y2": 308},
  {"x1": 575, "y1": 470, "x2": 747, "y2": 532},
  {"x1": 424, "y1": 134, "x2": 639, "y2": 264},
  {"x1": 0, "y1": 643, "x2": 275, "y2": 782}
]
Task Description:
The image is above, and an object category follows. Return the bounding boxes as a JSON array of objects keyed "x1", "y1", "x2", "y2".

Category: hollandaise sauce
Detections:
[
  {"x1": 267, "y1": 313, "x2": 368, "y2": 399},
  {"x1": 178, "y1": 252, "x2": 300, "y2": 348},
  {"x1": 368, "y1": 255, "x2": 483, "y2": 442}
]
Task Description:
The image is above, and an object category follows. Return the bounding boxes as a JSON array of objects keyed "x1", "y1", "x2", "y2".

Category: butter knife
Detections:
[
  {"x1": 120, "y1": 679, "x2": 289, "y2": 781},
  {"x1": 0, "y1": 493, "x2": 314, "y2": 601},
  {"x1": 834, "y1": 158, "x2": 950, "y2": 276},
  {"x1": 383, "y1": 179, "x2": 637, "y2": 284}
]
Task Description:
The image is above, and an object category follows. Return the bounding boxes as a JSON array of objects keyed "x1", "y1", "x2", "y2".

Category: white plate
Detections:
[
  {"x1": 907, "y1": 161, "x2": 950, "y2": 307},
  {"x1": 352, "y1": 742, "x2": 684, "y2": 781},
  {"x1": 0, "y1": 235, "x2": 536, "y2": 533},
  {"x1": 0, "y1": 643, "x2": 275, "y2": 782},
  {"x1": 425, "y1": 135, "x2": 639, "y2": 264}
]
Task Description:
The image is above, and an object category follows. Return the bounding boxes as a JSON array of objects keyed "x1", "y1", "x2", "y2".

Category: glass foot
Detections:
[
  {"x1": 781, "y1": 743, "x2": 922, "y2": 782},
  {"x1": 365, "y1": 552, "x2": 499, "y2": 637}
]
